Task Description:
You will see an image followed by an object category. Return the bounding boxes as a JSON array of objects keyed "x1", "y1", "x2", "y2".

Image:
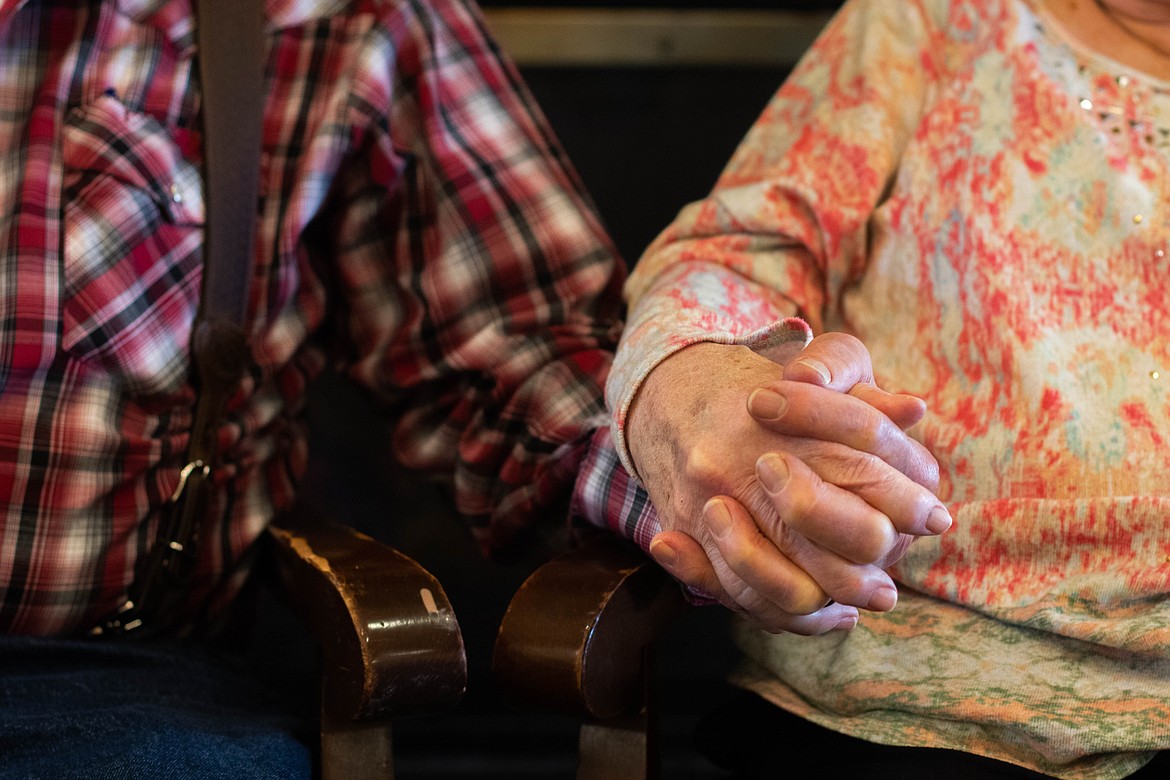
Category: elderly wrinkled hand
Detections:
[{"x1": 625, "y1": 332, "x2": 948, "y2": 634}]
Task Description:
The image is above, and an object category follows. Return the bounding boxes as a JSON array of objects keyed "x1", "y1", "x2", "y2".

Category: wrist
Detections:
[{"x1": 626, "y1": 342, "x2": 747, "y2": 477}]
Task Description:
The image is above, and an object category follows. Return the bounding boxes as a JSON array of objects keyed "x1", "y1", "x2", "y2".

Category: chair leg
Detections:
[
  {"x1": 321, "y1": 709, "x2": 395, "y2": 780},
  {"x1": 576, "y1": 647, "x2": 659, "y2": 780},
  {"x1": 493, "y1": 537, "x2": 686, "y2": 778},
  {"x1": 578, "y1": 708, "x2": 657, "y2": 780}
]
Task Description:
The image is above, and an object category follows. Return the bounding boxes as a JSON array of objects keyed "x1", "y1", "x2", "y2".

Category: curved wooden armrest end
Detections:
[
  {"x1": 267, "y1": 522, "x2": 467, "y2": 724},
  {"x1": 493, "y1": 535, "x2": 688, "y2": 721}
]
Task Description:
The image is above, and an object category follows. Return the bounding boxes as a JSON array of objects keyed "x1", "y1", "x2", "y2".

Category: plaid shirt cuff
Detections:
[
  {"x1": 570, "y1": 426, "x2": 662, "y2": 550},
  {"x1": 571, "y1": 426, "x2": 719, "y2": 606}
]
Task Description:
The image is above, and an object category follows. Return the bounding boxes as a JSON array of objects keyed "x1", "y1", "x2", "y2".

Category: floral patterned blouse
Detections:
[{"x1": 608, "y1": 0, "x2": 1170, "y2": 776}]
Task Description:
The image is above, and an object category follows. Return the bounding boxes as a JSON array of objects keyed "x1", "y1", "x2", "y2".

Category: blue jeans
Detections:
[{"x1": 0, "y1": 632, "x2": 314, "y2": 780}]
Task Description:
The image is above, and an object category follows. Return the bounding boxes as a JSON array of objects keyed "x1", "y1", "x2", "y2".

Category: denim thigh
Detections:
[{"x1": 0, "y1": 635, "x2": 312, "y2": 780}]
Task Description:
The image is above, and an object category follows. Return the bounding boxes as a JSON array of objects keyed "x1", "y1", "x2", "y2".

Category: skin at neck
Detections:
[{"x1": 1042, "y1": 0, "x2": 1170, "y2": 79}]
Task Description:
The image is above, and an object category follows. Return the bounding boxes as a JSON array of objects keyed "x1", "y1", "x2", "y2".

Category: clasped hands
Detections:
[{"x1": 626, "y1": 334, "x2": 949, "y2": 634}]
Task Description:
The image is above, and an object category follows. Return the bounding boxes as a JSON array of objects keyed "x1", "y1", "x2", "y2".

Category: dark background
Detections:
[{"x1": 523, "y1": 65, "x2": 789, "y2": 265}]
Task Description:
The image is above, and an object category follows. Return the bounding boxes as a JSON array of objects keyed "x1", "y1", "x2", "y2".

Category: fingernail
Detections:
[
  {"x1": 649, "y1": 538, "x2": 677, "y2": 567},
  {"x1": 756, "y1": 454, "x2": 789, "y2": 494},
  {"x1": 747, "y1": 388, "x2": 787, "y2": 420},
  {"x1": 704, "y1": 498, "x2": 733, "y2": 539},
  {"x1": 925, "y1": 506, "x2": 952, "y2": 534},
  {"x1": 834, "y1": 614, "x2": 858, "y2": 631},
  {"x1": 867, "y1": 586, "x2": 898, "y2": 612},
  {"x1": 794, "y1": 357, "x2": 831, "y2": 384}
]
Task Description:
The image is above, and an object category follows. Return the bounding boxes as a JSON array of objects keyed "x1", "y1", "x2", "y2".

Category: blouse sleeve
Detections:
[{"x1": 607, "y1": 0, "x2": 944, "y2": 479}]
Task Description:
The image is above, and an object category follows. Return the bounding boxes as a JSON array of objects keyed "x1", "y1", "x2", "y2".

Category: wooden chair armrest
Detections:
[
  {"x1": 267, "y1": 518, "x2": 467, "y2": 723},
  {"x1": 493, "y1": 534, "x2": 688, "y2": 721}
]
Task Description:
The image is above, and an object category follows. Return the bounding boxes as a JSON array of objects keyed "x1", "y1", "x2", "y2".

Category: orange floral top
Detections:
[{"x1": 608, "y1": 0, "x2": 1170, "y2": 777}]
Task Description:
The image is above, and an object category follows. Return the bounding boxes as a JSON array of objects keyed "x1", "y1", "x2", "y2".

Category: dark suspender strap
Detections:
[{"x1": 93, "y1": 0, "x2": 265, "y2": 637}]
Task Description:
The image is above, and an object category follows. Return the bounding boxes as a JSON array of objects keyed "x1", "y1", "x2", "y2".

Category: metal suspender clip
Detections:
[{"x1": 89, "y1": 458, "x2": 213, "y2": 638}]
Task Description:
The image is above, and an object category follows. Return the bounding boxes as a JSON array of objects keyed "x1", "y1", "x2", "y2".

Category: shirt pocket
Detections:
[{"x1": 61, "y1": 95, "x2": 205, "y2": 396}]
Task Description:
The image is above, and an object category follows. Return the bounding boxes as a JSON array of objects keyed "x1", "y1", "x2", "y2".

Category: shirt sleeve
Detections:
[
  {"x1": 326, "y1": 0, "x2": 625, "y2": 555},
  {"x1": 569, "y1": 425, "x2": 719, "y2": 605},
  {"x1": 571, "y1": 426, "x2": 660, "y2": 549},
  {"x1": 606, "y1": 0, "x2": 940, "y2": 480}
]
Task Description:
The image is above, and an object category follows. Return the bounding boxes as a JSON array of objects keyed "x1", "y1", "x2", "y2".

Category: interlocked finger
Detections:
[
  {"x1": 650, "y1": 526, "x2": 861, "y2": 633},
  {"x1": 716, "y1": 480, "x2": 904, "y2": 611},
  {"x1": 724, "y1": 585, "x2": 861, "y2": 635},
  {"x1": 791, "y1": 442, "x2": 951, "y2": 552},
  {"x1": 753, "y1": 451, "x2": 903, "y2": 566},
  {"x1": 699, "y1": 497, "x2": 829, "y2": 616},
  {"x1": 748, "y1": 380, "x2": 941, "y2": 496}
]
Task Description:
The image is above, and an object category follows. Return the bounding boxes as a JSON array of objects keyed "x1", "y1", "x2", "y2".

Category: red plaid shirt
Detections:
[{"x1": 0, "y1": 0, "x2": 631, "y2": 635}]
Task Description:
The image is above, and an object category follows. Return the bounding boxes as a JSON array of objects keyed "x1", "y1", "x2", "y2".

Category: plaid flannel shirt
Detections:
[{"x1": 0, "y1": 0, "x2": 642, "y2": 636}]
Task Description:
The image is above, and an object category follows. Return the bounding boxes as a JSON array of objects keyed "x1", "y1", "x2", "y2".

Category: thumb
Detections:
[{"x1": 783, "y1": 332, "x2": 875, "y2": 391}]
